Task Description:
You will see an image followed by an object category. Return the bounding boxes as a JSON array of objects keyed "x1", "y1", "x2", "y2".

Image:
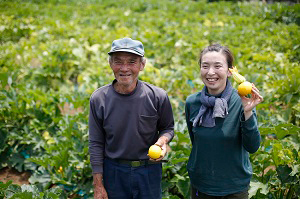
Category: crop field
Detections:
[{"x1": 0, "y1": 0, "x2": 299, "y2": 198}]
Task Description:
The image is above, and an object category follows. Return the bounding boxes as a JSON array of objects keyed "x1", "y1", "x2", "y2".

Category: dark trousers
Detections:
[
  {"x1": 103, "y1": 158, "x2": 162, "y2": 199},
  {"x1": 191, "y1": 186, "x2": 249, "y2": 199}
]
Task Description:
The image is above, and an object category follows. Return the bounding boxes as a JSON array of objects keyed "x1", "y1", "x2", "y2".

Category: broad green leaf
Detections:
[
  {"x1": 168, "y1": 196, "x2": 180, "y2": 199},
  {"x1": 277, "y1": 165, "x2": 297, "y2": 184},
  {"x1": 274, "y1": 124, "x2": 300, "y2": 139},
  {"x1": 21, "y1": 185, "x2": 39, "y2": 196},
  {"x1": 10, "y1": 191, "x2": 34, "y2": 199},
  {"x1": 259, "y1": 127, "x2": 276, "y2": 135},
  {"x1": 177, "y1": 179, "x2": 191, "y2": 198},
  {"x1": 0, "y1": 180, "x2": 13, "y2": 189},
  {"x1": 290, "y1": 165, "x2": 299, "y2": 176},
  {"x1": 249, "y1": 181, "x2": 268, "y2": 198},
  {"x1": 5, "y1": 184, "x2": 21, "y2": 198}
]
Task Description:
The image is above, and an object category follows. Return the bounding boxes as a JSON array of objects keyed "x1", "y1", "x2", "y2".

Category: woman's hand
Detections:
[{"x1": 239, "y1": 83, "x2": 263, "y2": 120}]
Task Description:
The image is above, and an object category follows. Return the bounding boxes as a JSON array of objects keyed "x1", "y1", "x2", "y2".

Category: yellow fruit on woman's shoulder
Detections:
[
  {"x1": 148, "y1": 145, "x2": 162, "y2": 159},
  {"x1": 238, "y1": 81, "x2": 252, "y2": 96}
]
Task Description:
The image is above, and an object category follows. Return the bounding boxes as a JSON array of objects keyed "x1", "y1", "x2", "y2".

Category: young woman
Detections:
[{"x1": 185, "y1": 44, "x2": 263, "y2": 199}]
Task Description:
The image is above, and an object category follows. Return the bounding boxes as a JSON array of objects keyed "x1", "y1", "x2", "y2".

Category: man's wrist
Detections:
[
  {"x1": 93, "y1": 173, "x2": 104, "y2": 186},
  {"x1": 159, "y1": 135, "x2": 169, "y2": 144}
]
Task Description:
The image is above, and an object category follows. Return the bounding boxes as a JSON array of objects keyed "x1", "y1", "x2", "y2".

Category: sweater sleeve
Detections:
[
  {"x1": 157, "y1": 93, "x2": 175, "y2": 142},
  {"x1": 240, "y1": 110, "x2": 261, "y2": 153},
  {"x1": 88, "y1": 98, "x2": 105, "y2": 174}
]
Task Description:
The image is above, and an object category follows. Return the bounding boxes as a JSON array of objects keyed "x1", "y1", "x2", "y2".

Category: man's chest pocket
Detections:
[{"x1": 139, "y1": 115, "x2": 159, "y2": 135}]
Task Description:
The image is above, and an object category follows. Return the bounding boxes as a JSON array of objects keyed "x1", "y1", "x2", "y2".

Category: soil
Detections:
[{"x1": 0, "y1": 167, "x2": 31, "y2": 185}]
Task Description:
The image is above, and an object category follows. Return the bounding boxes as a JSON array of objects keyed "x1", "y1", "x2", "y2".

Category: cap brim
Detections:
[{"x1": 108, "y1": 49, "x2": 143, "y2": 57}]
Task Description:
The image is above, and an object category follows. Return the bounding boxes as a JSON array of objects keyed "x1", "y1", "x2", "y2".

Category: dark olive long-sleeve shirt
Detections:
[{"x1": 89, "y1": 80, "x2": 174, "y2": 173}]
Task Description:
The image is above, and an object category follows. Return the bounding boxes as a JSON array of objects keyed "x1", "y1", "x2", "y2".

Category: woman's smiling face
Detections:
[{"x1": 200, "y1": 51, "x2": 231, "y2": 95}]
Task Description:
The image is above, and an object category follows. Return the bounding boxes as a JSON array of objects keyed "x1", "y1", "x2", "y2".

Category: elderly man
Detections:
[{"x1": 89, "y1": 38, "x2": 174, "y2": 199}]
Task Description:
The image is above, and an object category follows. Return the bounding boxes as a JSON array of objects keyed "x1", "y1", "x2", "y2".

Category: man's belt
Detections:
[{"x1": 109, "y1": 158, "x2": 166, "y2": 167}]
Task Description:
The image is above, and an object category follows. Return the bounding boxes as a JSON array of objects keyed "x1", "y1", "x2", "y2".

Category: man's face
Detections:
[{"x1": 109, "y1": 52, "x2": 145, "y2": 89}]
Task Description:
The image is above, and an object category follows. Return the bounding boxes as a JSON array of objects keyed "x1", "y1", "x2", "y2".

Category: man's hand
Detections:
[
  {"x1": 149, "y1": 135, "x2": 169, "y2": 162},
  {"x1": 93, "y1": 173, "x2": 108, "y2": 199}
]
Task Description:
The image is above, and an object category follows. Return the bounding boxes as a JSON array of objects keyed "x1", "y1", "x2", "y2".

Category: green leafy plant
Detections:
[
  {"x1": 249, "y1": 124, "x2": 300, "y2": 198},
  {"x1": 0, "y1": 0, "x2": 299, "y2": 198},
  {"x1": 0, "y1": 181, "x2": 62, "y2": 199}
]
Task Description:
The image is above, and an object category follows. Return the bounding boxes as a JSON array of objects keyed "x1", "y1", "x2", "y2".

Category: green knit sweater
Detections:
[{"x1": 185, "y1": 90, "x2": 261, "y2": 196}]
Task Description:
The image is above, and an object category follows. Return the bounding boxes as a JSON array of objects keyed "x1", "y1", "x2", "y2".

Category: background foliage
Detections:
[{"x1": 0, "y1": 0, "x2": 299, "y2": 198}]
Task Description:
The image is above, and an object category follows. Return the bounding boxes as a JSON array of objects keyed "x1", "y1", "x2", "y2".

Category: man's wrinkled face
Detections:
[{"x1": 109, "y1": 52, "x2": 145, "y2": 89}]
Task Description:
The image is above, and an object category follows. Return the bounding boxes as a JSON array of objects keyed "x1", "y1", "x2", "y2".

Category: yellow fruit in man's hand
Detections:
[
  {"x1": 238, "y1": 81, "x2": 252, "y2": 96},
  {"x1": 148, "y1": 145, "x2": 162, "y2": 159}
]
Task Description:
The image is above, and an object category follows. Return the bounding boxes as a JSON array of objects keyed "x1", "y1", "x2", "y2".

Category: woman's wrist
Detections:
[{"x1": 244, "y1": 110, "x2": 253, "y2": 121}]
